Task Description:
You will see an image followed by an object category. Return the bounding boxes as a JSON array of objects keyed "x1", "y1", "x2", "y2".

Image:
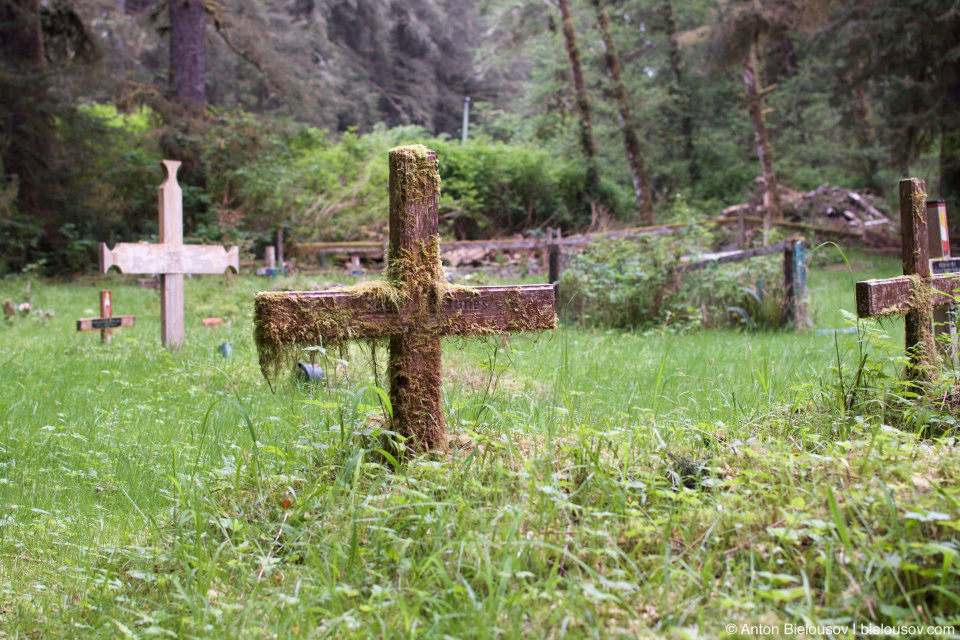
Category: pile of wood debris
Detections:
[
  {"x1": 782, "y1": 182, "x2": 891, "y2": 230},
  {"x1": 722, "y1": 178, "x2": 898, "y2": 247}
]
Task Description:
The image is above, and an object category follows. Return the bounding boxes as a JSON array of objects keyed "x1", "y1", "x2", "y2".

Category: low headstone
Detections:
[
  {"x1": 202, "y1": 317, "x2": 223, "y2": 328},
  {"x1": 855, "y1": 179, "x2": 960, "y2": 386},
  {"x1": 254, "y1": 146, "x2": 557, "y2": 452},
  {"x1": 76, "y1": 290, "x2": 134, "y2": 344},
  {"x1": 99, "y1": 160, "x2": 239, "y2": 348}
]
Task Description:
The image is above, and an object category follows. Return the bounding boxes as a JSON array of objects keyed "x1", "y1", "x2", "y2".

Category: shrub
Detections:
[{"x1": 557, "y1": 229, "x2": 788, "y2": 331}]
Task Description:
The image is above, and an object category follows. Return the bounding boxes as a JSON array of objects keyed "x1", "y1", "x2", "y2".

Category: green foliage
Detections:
[
  {"x1": 558, "y1": 228, "x2": 787, "y2": 331},
  {"x1": 204, "y1": 116, "x2": 622, "y2": 244},
  {"x1": 1, "y1": 258, "x2": 959, "y2": 636}
]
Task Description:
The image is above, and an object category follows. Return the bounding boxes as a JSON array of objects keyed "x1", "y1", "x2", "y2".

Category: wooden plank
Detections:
[
  {"x1": 388, "y1": 147, "x2": 445, "y2": 451},
  {"x1": 855, "y1": 275, "x2": 959, "y2": 317},
  {"x1": 902, "y1": 179, "x2": 929, "y2": 276},
  {"x1": 77, "y1": 316, "x2": 135, "y2": 331},
  {"x1": 159, "y1": 160, "x2": 183, "y2": 248},
  {"x1": 99, "y1": 243, "x2": 240, "y2": 275},
  {"x1": 161, "y1": 273, "x2": 184, "y2": 348},
  {"x1": 254, "y1": 284, "x2": 557, "y2": 343},
  {"x1": 900, "y1": 179, "x2": 934, "y2": 381},
  {"x1": 680, "y1": 241, "x2": 789, "y2": 272},
  {"x1": 101, "y1": 289, "x2": 113, "y2": 345},
  {"x1": 782, "y1": 240, "x2": 808, "y2": 326}
]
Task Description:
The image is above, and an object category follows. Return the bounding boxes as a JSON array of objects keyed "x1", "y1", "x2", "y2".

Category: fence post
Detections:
[
  {"x1": 548, "y1": 228, "x2": 562, "y2": 286},
  {"x1": 265, "y1": 246, "x2": 276, "y2": 270},
  {"x1": 782, "y1": 238, "x2": 807, "y2": 327}
]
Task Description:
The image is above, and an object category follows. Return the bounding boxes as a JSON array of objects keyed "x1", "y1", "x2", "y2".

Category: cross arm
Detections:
[
  {"x1": 254, "y1": 284, "x2": 557, "y2": 348},
  {"x1": 99, "y1": 243, "x2": 240, "y2": 275},
  {"x1": 855, "y1": 275, "x2": 960, "y2": 317}
]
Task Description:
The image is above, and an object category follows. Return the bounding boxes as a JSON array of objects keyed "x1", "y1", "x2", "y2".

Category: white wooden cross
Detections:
[{"x1": 99, "y1": 160, "x2": 239, "y2": 348}]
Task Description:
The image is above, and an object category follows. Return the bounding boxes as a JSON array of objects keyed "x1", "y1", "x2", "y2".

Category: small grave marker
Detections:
[
  {"x1": 855, "y1": 179, "x2": 960, "y2": 384},
  {"x1": 926, "y1": 199, "x2": 958, "y2": 365},
  {"x1": 254, "y1": 146, "x2": 557, "y2": 452},
  {"x1": 77, "y1": 290, "x2": 134, "y2": 344},
  {"x1": 257, "y1": 247, "x2": 283, "y2": 276},
  {"x1": 99, "y1": 160, "x2": 239, "y2": 348}
]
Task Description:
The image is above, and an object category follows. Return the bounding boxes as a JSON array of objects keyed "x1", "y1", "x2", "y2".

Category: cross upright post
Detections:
[
  {"x1": 254, "y1": 146, "x2": 557, "y2": 453},
  {"x1": 158, "y1": 160, "x2": 185, "y2": 348}
]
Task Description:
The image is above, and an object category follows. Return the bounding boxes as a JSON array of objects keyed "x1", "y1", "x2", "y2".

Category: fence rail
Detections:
[{"x1": 292, "y1": 215, "x2": 886, "y2": 258}]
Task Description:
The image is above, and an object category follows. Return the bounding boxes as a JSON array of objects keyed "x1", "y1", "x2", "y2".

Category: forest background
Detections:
[{"x1": 1, "y1": 0, "x2": 958, "y2": 275}]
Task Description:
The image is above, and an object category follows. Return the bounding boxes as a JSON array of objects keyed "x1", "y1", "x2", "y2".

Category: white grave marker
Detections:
[{"x1": 99, "y1": 160, "x2": 239, "y2": 348}]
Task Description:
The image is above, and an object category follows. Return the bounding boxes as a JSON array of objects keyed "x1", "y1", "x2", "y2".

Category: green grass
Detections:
[{"x1": 0, "y1": 251, "x2": 958, "y2": 639}]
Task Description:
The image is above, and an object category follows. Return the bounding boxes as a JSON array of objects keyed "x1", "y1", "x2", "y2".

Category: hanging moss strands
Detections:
[{"x1": 253, "y1": 145, "x2": 557, "y2": 453}]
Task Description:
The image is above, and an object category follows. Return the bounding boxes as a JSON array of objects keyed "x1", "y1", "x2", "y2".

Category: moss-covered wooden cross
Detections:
[
  {"x1": 855, "y1": 178, "x2": 960, "y2": 386},
  {"x1": 254, "y1": 145, "x2": 557, "y2": 452}
]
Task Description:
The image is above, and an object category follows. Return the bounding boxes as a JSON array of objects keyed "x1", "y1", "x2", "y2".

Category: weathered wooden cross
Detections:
[
  {"x1": 254, "y1": 146, "x2": 557, "y2": 452},
  {"x1": 99, "y1": 160, "x2": 240, "y2": 348},
  {"x1": 855, "y1": 179, "x2": 960, "y2": 384},
  {"x1": 76, "y1": 290, "x2": 134, "y2": 344}
]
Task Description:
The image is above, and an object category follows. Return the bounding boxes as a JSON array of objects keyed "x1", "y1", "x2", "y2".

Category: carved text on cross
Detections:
[{"x1": 254, "y1": 146, "x2": 557, "y2": 452}]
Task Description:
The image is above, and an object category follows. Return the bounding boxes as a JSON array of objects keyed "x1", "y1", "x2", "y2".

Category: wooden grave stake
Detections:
[
  {"x1": 855, "y1": 179, "x2": 960, "y2": 385},
  {"x1": 254, "y1": 146, "x2": 557, "y2": 453},
  {"x1": 548, "y1": 228, "x2": 562, "y2": 285},
  {"x1": 782, "y1": 238, "x2": 808, "y2": 326},
  {"x1": 77, "y1": 290, "x2": 134, "y2": 344},
  {"x1": 99, "y1": 160, "x2": 239, "y2": 348},
  {"x1": 276, "y1": 226, "x2": 284, "y2": 265},
  {"x1": 927, "y1": 199, "x2": 959, "y2": 366}
]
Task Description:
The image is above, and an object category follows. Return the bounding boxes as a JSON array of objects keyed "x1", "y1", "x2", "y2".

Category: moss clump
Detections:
[
  {"x1": 390, "y1": 144, "x2": 442, "y2": 204},
  {"x1": 386, "y1": 235, "x2": 444, "y2": 287},
  {"x1": 253, "y1": 290, "x2": 372, "y2": 380},
  {"x1": 905, "y1": 273, "x2": 942, "y2": 385},
  {"x1": 331, "y1": 280, "x2": 407, "y2": 311}
]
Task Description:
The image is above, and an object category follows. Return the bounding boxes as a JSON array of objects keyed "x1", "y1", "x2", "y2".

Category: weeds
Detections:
[{"x1": 0, "y1": 251, "x2": 958, "y2": 638}]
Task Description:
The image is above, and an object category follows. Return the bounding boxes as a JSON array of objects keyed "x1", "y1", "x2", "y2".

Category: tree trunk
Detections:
[
  {"x1": 556, "y1": 0, "x2": 598, "y2": 194},
  {"x1": 0, "y1": 0, "x2": 52, "y2": 221},
  {"x1": 662, "y1": 0, "x2": 695, "y2": 183},
  {"x1": 850, "y1": 84, "x2": 879, "y2": 186},
  {"x1": 169, "y1": 0, "x2": 206, "y2": 108},
  {"x1": 940, "y1": 46, "x2": 960, "y2": 228},
  {"x1": 592, "y1": 0, "x2": 654, "y2": 224},
  {"x1": 743, "y1": 39, "x2": 781, "y2": 239}
]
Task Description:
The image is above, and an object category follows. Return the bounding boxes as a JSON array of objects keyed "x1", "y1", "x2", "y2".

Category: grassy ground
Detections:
[{"x1": 0, "y1": 250, "x2": 958, "y2": 639}]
